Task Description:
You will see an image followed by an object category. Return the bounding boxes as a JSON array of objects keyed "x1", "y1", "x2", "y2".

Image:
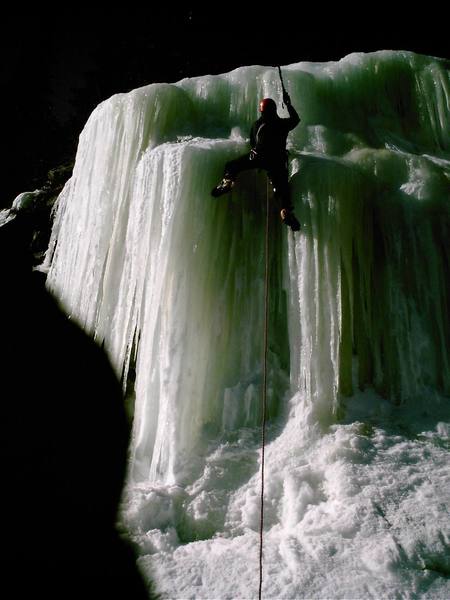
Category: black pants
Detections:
[{"x1": 224, "y1": 152, "x2": 293, "y2": 212}]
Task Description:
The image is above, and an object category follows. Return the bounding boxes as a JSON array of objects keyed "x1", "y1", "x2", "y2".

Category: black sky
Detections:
[{"x1": 1, "y1": 8, "x2": 448, "y2": 206}]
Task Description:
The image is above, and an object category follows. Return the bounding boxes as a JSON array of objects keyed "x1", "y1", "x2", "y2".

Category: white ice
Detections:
[{"x1": 44, "y1": 51, "x2": 450, "y2": 598}]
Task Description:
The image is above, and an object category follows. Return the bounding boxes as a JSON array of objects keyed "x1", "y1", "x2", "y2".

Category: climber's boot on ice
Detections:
[{"x1": 211, "y1": 176, "x2": 235, "y2": 197}]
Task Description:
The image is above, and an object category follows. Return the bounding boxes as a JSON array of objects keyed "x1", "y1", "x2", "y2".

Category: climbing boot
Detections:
[
  {"x1": 211, "y1": 177, "x2": 235, "y2": 197},
  {"x1": 280, "y1": 208, "x2": 301, "y2": 232}
]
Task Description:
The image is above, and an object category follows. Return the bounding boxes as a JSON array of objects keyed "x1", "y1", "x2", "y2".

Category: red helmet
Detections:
[{"x1": 259, "y1": 98, "x2": 277, "y2": 114}]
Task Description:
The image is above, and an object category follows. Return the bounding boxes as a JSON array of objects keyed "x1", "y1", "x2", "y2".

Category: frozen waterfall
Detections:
[{"x1": 44, "y1": 51, "x2": 450, "y2": 599}]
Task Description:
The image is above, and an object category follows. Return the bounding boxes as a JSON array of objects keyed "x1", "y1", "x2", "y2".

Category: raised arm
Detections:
[{"x1": 283, "y1": 90, "x2": 300, "y2": 130}]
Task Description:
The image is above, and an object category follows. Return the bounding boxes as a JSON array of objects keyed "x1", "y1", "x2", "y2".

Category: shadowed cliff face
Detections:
[{"x1": 0, "y1": 218, "x2": 149, "y2": 598}]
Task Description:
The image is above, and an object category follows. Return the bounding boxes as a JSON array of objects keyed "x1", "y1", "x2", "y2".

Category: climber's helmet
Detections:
[{"x1": 259, "y1": 98, "x2": 277, "y2": 115}]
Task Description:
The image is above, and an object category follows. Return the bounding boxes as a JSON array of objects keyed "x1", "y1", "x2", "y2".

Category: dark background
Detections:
[{"x1": 1, "y1": 7, "x2": 448, "y2": 207}]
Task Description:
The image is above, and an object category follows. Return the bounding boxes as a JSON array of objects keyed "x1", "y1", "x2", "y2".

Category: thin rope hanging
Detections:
[{"x1": 258, "y1": 179, "x2": 270, "y2": 600}]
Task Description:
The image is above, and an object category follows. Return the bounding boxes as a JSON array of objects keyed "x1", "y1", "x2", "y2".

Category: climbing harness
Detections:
[{"x1": 258, "y1": 179, "x2": 271, "y2": 600}]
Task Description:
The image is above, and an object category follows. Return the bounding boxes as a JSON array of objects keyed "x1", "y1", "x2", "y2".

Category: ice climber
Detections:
[{"x1": 212, "y1": 90, "x2": 301, "y2": 231}]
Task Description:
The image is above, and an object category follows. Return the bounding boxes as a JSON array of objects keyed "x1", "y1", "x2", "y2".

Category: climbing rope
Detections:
[{"x1": 258, "y1": 179, "x2": 271, "y2": 600}]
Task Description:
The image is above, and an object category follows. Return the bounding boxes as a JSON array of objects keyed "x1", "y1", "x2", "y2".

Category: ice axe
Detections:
[{"x1": 277, "y1": 66, "x2": 288, "y2": 107}]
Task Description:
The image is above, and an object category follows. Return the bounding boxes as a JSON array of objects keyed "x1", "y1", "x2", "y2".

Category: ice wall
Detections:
[
  {"x1": 44, "y1": 50, "x2": 450, "y2": 598},
  {"x1": 44, "y1": 52, "x2": 450, "y2": 481},
  {"x1": 46, "y1": 51, "x2": 449, "y2": 478}
]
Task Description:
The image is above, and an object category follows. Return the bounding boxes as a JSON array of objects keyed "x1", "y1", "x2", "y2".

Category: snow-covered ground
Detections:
[{"x1": 123, "y1": 388, "x2": 450, "y2": 599}]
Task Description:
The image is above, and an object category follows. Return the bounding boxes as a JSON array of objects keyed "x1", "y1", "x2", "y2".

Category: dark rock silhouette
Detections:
[{"x1": 1, "y1": 214, "x2": 150, "y2": 598}]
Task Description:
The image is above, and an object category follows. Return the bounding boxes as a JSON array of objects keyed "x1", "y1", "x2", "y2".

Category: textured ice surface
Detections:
[{"x1": 44, "y1": 51, "x2": 450, "y2": 598}]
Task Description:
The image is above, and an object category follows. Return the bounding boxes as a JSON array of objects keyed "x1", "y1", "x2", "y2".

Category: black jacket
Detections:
[{"x1": 250, "y1": 103, "x2": 300, "y2": 162}]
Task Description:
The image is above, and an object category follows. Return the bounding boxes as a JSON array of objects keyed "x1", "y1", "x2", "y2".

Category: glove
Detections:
[{"x1": 283, "y1": 90, "x2": 291, "y2": 106}]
